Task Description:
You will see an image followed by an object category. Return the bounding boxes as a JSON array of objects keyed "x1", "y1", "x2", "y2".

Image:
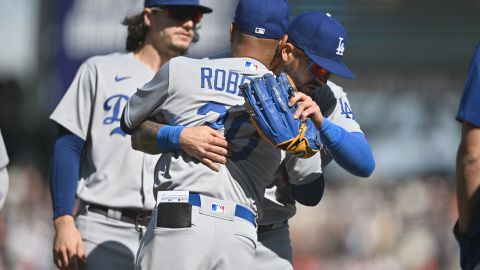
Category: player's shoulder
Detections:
[
  {"x1": 82, "y1": 52, "x2": 132, "y2": 69},
  {"x1": 78, "y1": 53, "x2": 136, "y2": 72},
  {"x1": 169, "y1": 55, "x2": 233, "y2": 65},
  {"x1": 167, "y1": 56, "x2": 236, "y2": 70},
  {"x1": 326, "y1": 80, "x2": 347, "y2": 98},
  {"x1": 169, "y1": 55, "x2": 195, "y2": 63},
  {"x1": 207, "y1": 50, "x2": 231, "y2": 60},
  {"x1": 168, "y1": 56, "x2": 269, "y2": 78},
  {"x1": 167, "y1": 56, "x2": 213, "y2": 69}
]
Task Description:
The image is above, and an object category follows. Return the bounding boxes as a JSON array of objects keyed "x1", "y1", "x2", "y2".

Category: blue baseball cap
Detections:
[
  {"x1": 144, "y1": 0, "x2": 212, "y2": 13},
  {"x1": 288, "y1": 12, "x2": 355, "y2": 79},
  {"x1": 233, "y1": 0, "x2": 289, "y2": 39}
]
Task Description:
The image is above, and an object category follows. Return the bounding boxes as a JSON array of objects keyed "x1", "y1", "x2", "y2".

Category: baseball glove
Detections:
[{"x1": 240, "y1": 72, "x2": 322, "y2": 158}]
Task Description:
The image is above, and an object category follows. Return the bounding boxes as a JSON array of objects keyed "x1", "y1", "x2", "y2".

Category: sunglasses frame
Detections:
[
  {"x1": 307, "y1": 61, "x2": 333, "y2": 84},
  {"x1": 294, "y1": 47, "x2": 333, "y2": 84}
]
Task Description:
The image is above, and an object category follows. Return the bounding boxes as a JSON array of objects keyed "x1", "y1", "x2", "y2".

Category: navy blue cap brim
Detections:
[
  {"x1": 304, "y1": 50, "x2": 355, "y2": 79},
  {"x1": 149, "y1": 3, "x2": 213, "y2": 13}
]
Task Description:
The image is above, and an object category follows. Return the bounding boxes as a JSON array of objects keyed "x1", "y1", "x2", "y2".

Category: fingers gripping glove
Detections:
[{"x1": 240, "y1": 72, "x2": 322, "y2": 158}]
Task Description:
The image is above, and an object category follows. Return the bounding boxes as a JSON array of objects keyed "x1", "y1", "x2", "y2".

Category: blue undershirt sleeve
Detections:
[
  {"x1": 50, "y1": 127, "x2": 85, "y2": 219},
  {"x1": 318, "y1": 118, "x2": 375, "y2": 177}
]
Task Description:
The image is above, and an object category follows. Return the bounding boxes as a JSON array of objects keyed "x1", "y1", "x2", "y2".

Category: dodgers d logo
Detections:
[
  {"x1": 103, "y1": 94, "x2": 129, "y2": 136},
  {"x1": 336, "y1": 37, "x2": 345, "y2": 56}
]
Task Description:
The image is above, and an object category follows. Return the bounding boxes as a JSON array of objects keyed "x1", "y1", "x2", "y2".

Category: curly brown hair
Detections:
[{"x1": 122, "y1": 12, "x2": 148, "y2": 52}]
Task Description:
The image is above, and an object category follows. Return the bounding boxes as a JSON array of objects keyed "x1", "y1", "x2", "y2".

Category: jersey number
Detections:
[
  {"x1": 197, "y1": 102, "x2": 259, "y2": 161},
  {"x1": 340, "y1": 98, "x2": 354, "y2": 119}
]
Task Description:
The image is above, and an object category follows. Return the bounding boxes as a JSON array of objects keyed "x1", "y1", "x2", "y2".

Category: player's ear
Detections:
[
  {"x1": 278, "y1": 35, "x2": 288, "y2": 48},
  {"x1": 144, "y1": 8, "x2": 153, "y2": 27},
  {"x1": 281, "y1": 40, "x2": 295, "y2": 63},
  {"x1": 268, "y1": 35, "x2": 288, "y2": 72}
]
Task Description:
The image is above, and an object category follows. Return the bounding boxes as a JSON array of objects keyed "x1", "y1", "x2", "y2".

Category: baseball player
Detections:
[
  {"x1": 49, "y1": 1, "x2": 212, "y2": 269},
  {"x1": 121, "y1": 1, "x2": 328, "y2": 269},
  {"x1": 131, "y1": 12, "x2": 375, "y2": 270},
  {"x1": 0, "y1": 129, "x2": 9, "y2": 210},
  {"x1": 252, "y1": 12, "x2": 375, "y2": 270},
  {"x1": 454, "y1": 43, "x2": 480, "y2": 270}
]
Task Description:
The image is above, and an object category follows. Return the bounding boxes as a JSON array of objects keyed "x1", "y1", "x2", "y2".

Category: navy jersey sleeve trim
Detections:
[
  {"x1": 50, "y1": 126, "x2": 85, "y2": 219},
  {"x1": 120, "y1": 107, "x2": 134, "y2": 135}
]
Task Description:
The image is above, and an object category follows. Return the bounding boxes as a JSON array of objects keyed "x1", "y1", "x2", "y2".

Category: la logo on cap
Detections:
[{"x1": 336, "y1": 37, "x2": 345, "y2": 56}]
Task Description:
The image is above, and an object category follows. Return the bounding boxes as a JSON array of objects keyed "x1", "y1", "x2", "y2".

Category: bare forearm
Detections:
[
  {"x1": 131, "y1": 119, "x2": 229, "y2": 171},
  {"x1": 131, "y1": 120, "x2": 165, "y2": 154},
  {"x1": 456, "y1": 122, "x2": 480, "y2": 233}
]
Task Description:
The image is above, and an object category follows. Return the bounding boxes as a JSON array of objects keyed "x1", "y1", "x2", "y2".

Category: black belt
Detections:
[
  {"x1": 87, "y1": 204, "x2": 152, "y2": 230},
  {"x1": 257, "y1": 220, "x2": 288, "y2": 233}
]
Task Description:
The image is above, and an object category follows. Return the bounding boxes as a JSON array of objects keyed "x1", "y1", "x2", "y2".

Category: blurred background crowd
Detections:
[
  {"x1": 0, "y1": 0, "x2": 479, "y2": 269},
  {"x1": 291, "y1": 174, "x2": 458, "y2": 270}
]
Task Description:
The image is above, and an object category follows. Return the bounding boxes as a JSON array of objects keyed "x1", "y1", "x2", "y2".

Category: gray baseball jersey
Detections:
[
  {"x1": 0, "y1": 130, "x2": 9, "y2": 169},
  {"x1": 260, "y1": 81, "x2": 362, "y2": 225},
  {"x1": 251, "y1": 81, "x2": 363, "y2": 270},
  {"x1": 124, "y1": 56, "x2": 322, "y2": 217},
  {"x1": 50, "y1": 52, "x2": 158, "y2": 210},
  {"x1": 126, "y1": 56, "x2": 325, "y2": 270}
]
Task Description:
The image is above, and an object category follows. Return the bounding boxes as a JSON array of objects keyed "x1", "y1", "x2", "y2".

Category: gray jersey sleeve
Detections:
[
  {"x1": 327, "y1": 81, "x2": 362, "y2": 133},
  {"x1": 50, "y1": 60, "x2": 97, "y2": 140},
  {"x1": 0, "y1": 130, "x2": 9, "y2": 169},
  {"x1": 123, "y1": 62, "x2": 171, "y2": 129}
]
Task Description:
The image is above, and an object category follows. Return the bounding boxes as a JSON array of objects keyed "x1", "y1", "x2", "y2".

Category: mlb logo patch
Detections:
[
  {"x1": 245, "y1": 61, "x2": 259, "y2": 71},
  {"x1": 255, "y1": 27, "x2": 265, "y2": 35},
  {"x1": 211, "y1": 203, "x2": 225, "y2": 214}
]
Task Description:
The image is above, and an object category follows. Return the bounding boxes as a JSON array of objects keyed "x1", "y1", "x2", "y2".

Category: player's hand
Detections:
[
  {"x1": 179, "y1": 126, "x2": 230, "y2": 172},
  {"x1": 288, "y1": 91, "x2": 324, "y2": 127},
  {"x1": 53, "y1": 215, "x2": 86, "y2": 270}
]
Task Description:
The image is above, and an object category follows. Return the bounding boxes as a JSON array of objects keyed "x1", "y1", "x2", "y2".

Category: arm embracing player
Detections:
[{"x1": 122, "y1": 118, "x2": 230, "y2": 171}]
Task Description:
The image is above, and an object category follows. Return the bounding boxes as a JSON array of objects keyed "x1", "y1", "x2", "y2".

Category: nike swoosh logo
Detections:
[{"x1": 115, "y1": 75, "x2": 131, "y2": 82}]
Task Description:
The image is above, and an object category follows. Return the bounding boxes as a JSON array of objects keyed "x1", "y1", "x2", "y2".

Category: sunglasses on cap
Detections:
[
  {"x1": 151, "y1": 7, "x2": 204, "y2": 25},
  {"x1": 307, "y1": 61, "x2": 333, "y2": 84}
]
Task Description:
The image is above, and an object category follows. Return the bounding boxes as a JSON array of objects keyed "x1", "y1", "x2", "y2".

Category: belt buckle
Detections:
[{"x1": 135, "y1": 213, "x2": 151, "y2": 232}]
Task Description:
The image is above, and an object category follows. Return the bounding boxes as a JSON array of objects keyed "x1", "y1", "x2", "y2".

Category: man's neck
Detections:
[
  {"x1": 268, "y1": 56, "x2": 283, "y2": 75},
  {"x1": 134, "y1": 45, "x2": 180, "y2": 72},
  {"x1": 232, "y1": 50, "x2": 271, "y2": 68}
]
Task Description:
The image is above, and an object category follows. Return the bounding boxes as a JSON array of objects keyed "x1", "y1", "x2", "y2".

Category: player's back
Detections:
[
  {"x1": 156, "y1": 56, "x2": 264, "y2": 125},
  {"x1": 151, "y1": 56, "x2": 284, "y2": 213}
]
